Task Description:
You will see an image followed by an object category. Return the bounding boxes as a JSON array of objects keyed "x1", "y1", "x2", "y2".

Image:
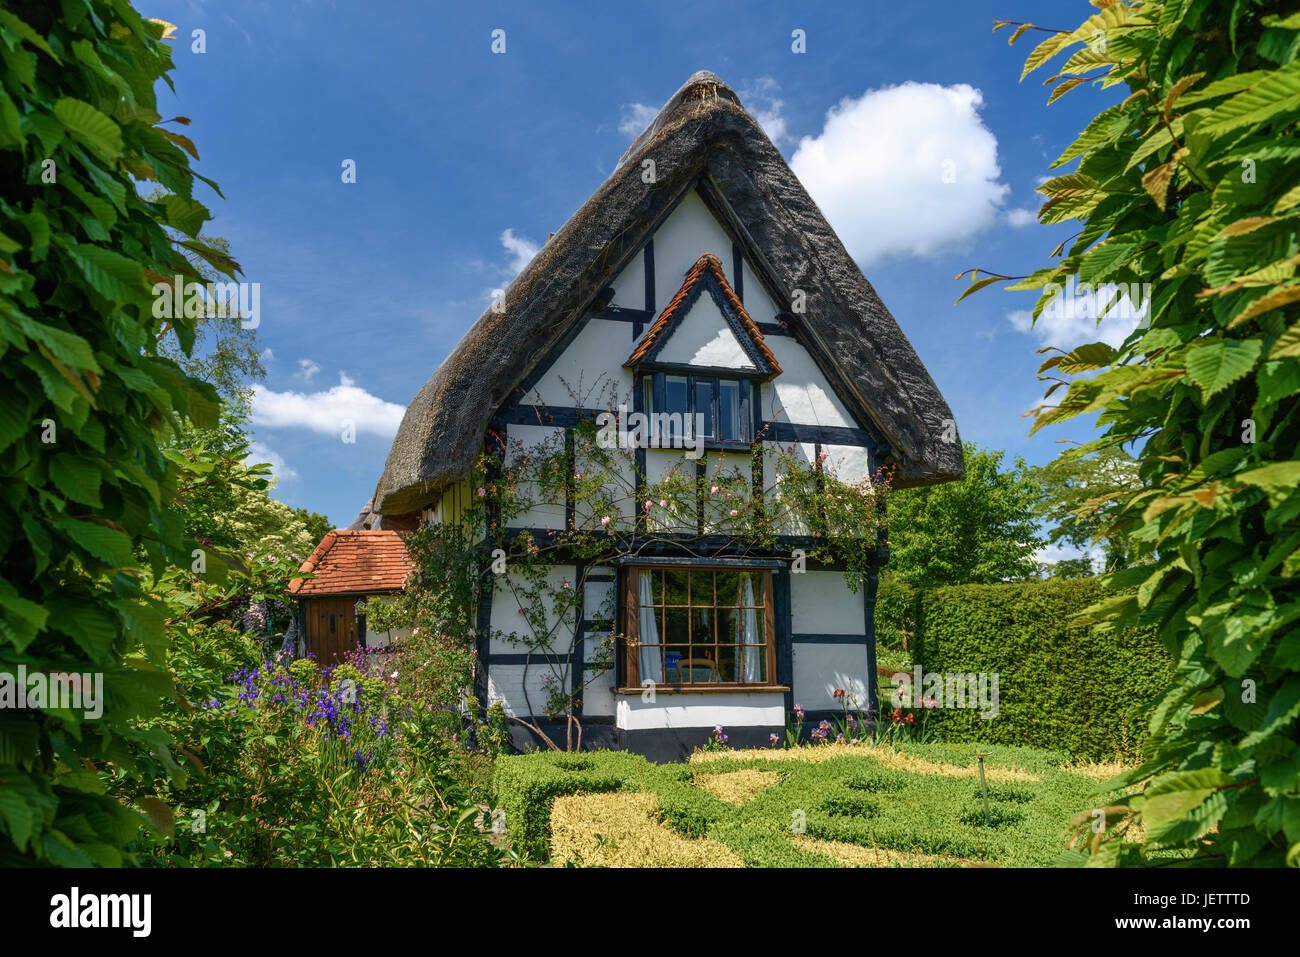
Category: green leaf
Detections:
[
  {"x1": 0, "y1": 789, "x2": 36, "y2": 852},
  {"x1": 53, "y1": 98, "x2": 122, "y2": 160},
  {"x1": 1236, "y1": 461, "x2": 1300, "y2": 488},
  {"x1": 65, "y1": 244, "x2": 145, "y2": 304},
  {"x1": 1199, "y1": 60, "x2": 1300, "y2": 135},
  {"x1": 49, "y1": 454, "x2": 103, "y2": 506},
  {"x1": 954, "y1": 275, "x2": 1001, "y2": 304},
  {"x1": 160, "y1": 195, "x2": 211, "y2": 238},
  {"x1": 54, "y1": 519, "x2": 133, "y2": 567},
  {"x1": 1056, "y1": 342, "x2": 1118, "y2": 374},
  {"x1": 1184, "y1": 339, "x2": 1262, "y2": 399},
  {"x1": 48, "y1": 598, "x2": 118, "y2": 659}
]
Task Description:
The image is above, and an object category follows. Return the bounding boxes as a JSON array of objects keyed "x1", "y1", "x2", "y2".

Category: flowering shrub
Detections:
[{"x1": 124, "y1": 622, "x2": 511, "y2": 867}]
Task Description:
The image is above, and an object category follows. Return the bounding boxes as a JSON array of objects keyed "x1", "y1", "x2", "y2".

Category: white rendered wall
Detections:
[
  {"x1": 655, "y1": 294, "x2": 755, "y2": 369},
  {"x1": 487, "y1": 564, "x2": 578, "y2": 656},
  {"x1": 609, "y1": 247, "x2": 646, "y2": 310},
  {"x1": 647, "y1": 191, "x2": 736, "y2": 304},
  {"x1": 520, "y1": 318, "x2": 634, "y2": 411},
  {"x1": 792, "y1": 569, "x2": 865, "y2": 634},
  {"x1": 616, "y1": 691, "x2": 785, "y2": 730},
  {"x1": 580, "y1": 570, "x2": 617, "y2": 716},
  {"x1": 792, "y1": 644, "x2": 872, "y2": 712}
]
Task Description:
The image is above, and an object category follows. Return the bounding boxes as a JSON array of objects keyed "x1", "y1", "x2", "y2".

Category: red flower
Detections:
[{"x1": 833, "y1": 688, "x2": 845, "y2": 700}]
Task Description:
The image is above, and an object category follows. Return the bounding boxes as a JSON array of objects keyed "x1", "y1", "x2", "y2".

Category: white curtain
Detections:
[
  {"x1": 638, "y1": 571, "x2": 663, "y2": 683},
  {"x1": 736, "y1": 573, "x2": 762, "y2": 683}
]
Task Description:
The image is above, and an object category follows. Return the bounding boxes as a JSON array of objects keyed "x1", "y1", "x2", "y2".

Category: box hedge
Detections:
[
  {"x1": 912, "y1": 578, "x2": 1173, "y2": 761},
  {"x1": 494, "y1": 743, "x2": 1111, "y2": 867},
  {"x1": 491, "y1": 750, "x2": 727, "y2": 860}
]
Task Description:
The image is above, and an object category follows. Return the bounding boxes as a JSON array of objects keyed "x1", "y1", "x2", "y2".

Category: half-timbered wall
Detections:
[{"x1": 431, "y1": 187, "x2": 885, "y2": 736}]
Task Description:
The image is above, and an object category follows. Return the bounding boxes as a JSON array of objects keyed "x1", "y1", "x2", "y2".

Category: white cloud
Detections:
[
  {"x1": 500, "y1": 228, "x2": 540, "y2": 276},
  {"x1": 1006, "y1": 207, "x2": 1037, "y2": 228},
  {"x1": 251, "y1": 372, "x2": 405, "y2": 438},
  {"x1": 246, "y1": 441, "x2": 297, "y2": 481},
  {"x1": 1006, "y1": 278, "x2": 1147, "y2": 350},
  {"x1": 790, "y1": 82, "x2": 1010, "y2": 265},
  {"x1": 260, "y1": 347, "x2": 275, "y2": 361},
  {"x1": 739, "y1": 77, "x2": 788, "y2": 145},
  {"x1": 618, "y1": 102, "x2": 658, "y2": 138},
  {"x1": 1034, "y1": 542, "x2": 1101, "y2": 572},
  {"x1": 296, "y1": 358, "x2": 321, "y2": 382}
]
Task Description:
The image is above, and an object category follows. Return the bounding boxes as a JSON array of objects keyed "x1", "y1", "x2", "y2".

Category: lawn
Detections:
[{"x1": 494, "y1": 741, "x2": 1131, "y2": 867}]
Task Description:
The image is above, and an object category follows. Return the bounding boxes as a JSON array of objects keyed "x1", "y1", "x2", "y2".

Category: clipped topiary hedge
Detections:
[
  {"x1": 495, "y1": 743, "x2": 1113, "y2": 867},
  {"x1": 491, "y1": 750, "x2": 726, "y2": 860},
  {"x1": 912, "y1": 578, "x2": 1172, "y2": 761}
]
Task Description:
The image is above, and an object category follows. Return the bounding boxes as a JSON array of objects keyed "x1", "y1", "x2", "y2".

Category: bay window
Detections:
[{"x1": 623, "y1": 565, "x2": 776, "y2": 689}]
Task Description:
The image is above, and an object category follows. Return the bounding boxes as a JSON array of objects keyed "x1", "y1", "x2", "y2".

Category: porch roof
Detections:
[{"x1": 289, "y1": 530, "x2": 414, "y2": 597}]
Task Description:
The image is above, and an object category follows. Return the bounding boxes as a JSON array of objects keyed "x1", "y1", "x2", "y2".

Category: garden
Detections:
[
  {"x1": 1, "y1": 0, "x2": 1297, "y2": 873},
  {"x1": 493, "y1": 743, "x2": 1136, "y2": 868}
]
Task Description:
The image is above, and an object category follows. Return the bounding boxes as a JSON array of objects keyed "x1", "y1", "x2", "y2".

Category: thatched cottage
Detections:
[{"x1": 361, "y1": 71, "x2": 961, "y2": 758}]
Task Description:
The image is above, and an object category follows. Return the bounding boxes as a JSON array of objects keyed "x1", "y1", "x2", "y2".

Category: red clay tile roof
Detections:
[
  {"x1": 624, "y1": 253, "x2": 781, "y2": 374},
  {"x1": 289, "y1": 530, "x2": 414, "y2": 596}
]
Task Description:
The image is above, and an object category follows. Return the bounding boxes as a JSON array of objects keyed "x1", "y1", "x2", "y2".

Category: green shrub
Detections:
[
  {"x1": 495, "y1": 743, "x2": 1108, "y2": 867},
  {"x1": 914, "y1": 578, "x2": 1172, "y2": 761},
  {"x1": 492, "y1": 751, "x2": 638, "y2": 859}
]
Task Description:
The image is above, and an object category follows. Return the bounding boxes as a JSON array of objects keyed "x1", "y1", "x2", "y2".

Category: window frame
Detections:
[
  {"x1": 638, "y1": 369, "x2": 755, "y2": 450},
  {"x1": 619, "y1": 564, "x2": 781, "y2": 694}
]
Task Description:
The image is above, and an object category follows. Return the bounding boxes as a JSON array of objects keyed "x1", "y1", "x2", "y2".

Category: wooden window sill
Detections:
[{"x1": 614, "y1": 685, "x2": 789, "y2": 696}]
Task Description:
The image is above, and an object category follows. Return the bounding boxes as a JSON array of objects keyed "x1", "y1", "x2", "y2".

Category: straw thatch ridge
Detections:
[{"x1": 374, "y1": 71, "x2": 962, "y2": 516}]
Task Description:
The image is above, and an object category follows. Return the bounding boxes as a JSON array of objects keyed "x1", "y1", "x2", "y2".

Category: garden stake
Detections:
[{"x1": 976, "y1": 752, "x2": 992, "y2": 829}]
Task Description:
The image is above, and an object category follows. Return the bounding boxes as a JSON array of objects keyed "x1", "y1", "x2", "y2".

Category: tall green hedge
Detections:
[{"x1": 913, "y1": 578, "x2": 1172, "y2": 761}]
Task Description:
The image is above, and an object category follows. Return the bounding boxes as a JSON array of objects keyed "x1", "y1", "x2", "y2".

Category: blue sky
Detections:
[{"x1": 149, "y1": 0, "x2": 1130, "y2": 541}]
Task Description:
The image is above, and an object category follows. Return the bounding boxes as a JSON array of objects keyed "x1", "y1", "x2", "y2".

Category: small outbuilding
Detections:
[{"x1": 288, "y1": 530, "x2": 415, "y2": 662}]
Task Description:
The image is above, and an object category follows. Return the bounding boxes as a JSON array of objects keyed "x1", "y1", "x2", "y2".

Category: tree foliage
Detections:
[
  {"x1": 1030, "y1": 445, "x2": 1142, "y2": 572},
  {"x1": 972, "y1": 1, "x2": 1300, "y2": 866},
  {"x1": 0, "y1": 2, "x2": 237, "y2": 865},
  {"x1": 886, "y1": 442, "x2": 1044, "y2": 588}
]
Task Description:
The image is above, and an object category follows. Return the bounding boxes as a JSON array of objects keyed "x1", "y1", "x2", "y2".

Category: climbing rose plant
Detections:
[
  {"x1": 369, "y1": 392, "x2": 890, "y2": 751},
  {"x1": 962, "y1": 1, "x2": 1300, "y2": 866}
]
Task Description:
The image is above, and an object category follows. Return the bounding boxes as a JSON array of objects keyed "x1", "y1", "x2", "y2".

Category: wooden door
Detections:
[{"x1": 303, "y1": 598, "x2": 358, "y2": 664}]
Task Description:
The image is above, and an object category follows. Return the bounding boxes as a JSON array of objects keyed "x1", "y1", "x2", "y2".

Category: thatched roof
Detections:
[{"x1": 374, "y1": 71, "x2": 962, "y2": 516}]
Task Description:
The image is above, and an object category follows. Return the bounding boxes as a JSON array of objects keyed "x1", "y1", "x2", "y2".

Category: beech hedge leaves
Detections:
[
  {"x1": 969, "y1": 1, "x2": 1300, "y2": 866},
  {"x1": 0, "y1": 1, "x2": 234, "y2": 865}
]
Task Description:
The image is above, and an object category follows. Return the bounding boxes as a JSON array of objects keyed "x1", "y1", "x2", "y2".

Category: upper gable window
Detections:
[{"x1": 642, "y1": 372, "x2": 748, "y2": 444}]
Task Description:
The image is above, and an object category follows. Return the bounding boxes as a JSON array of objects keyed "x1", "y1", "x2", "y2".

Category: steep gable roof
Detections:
[
  {"x1": 626, "y1": 253, "x2": 780, "y2": 376},
  {"x1": 374, "y1": 71, "x2": 963, "y2": 516},
  {"x1": 289, "y1": 530, "x2": 414, "y2": 596}
]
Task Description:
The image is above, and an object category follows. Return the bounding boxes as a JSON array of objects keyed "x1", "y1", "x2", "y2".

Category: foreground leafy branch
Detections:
[{"x1": 964, "y1": 1, "x2": 1300, "y2": 867}]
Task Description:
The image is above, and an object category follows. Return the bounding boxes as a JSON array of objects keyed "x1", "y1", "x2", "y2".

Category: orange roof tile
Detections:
[
  {"x1": 289, "y1": 530, "x2": 414, "y2": 596},
  {"x1": 625, "y1": 253, "x2": 781, "y2": 374}
]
